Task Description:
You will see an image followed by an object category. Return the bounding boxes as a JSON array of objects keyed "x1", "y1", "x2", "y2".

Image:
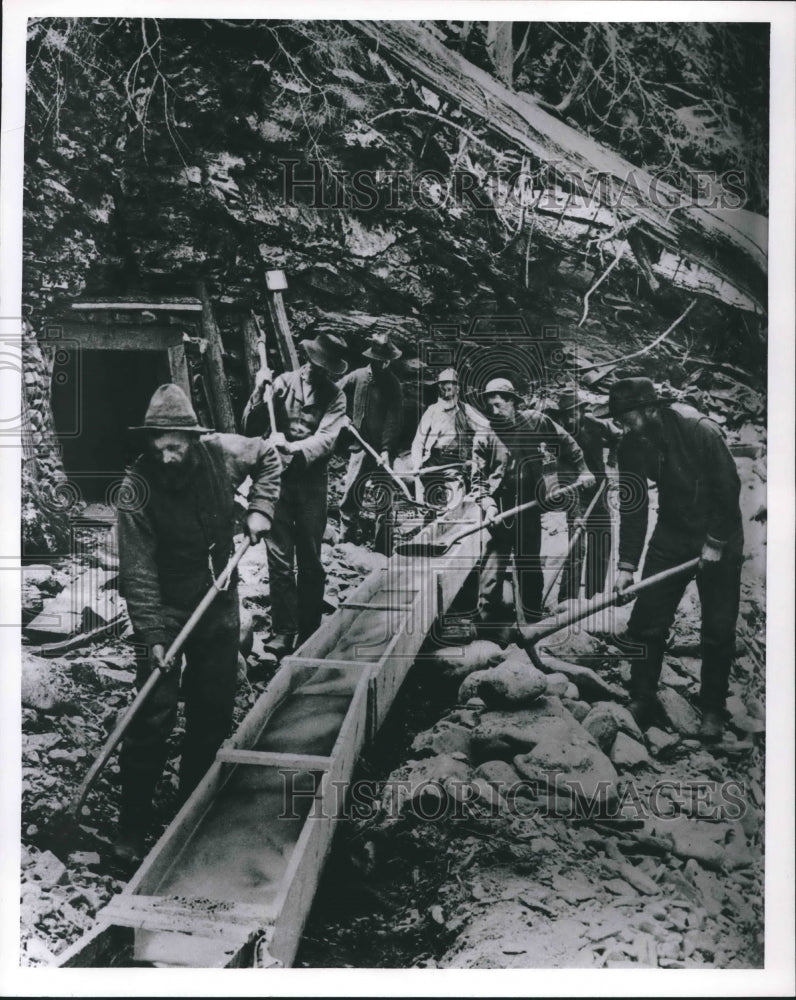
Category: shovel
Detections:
[
  {"x1": 343, "y1": 419, "x2": 429, "y2": 508},
  {"x1": 541, "y1": 479, "x2": 608, "y2": 607},
  {"x1": 394, "y1": 482, "x2": 584, "y2": 559},
  {"x1": 521, "y1": 557, "x2": 700, "y2": 648},
  {"x1": 42, "y1": 537, "x2": 252, "y2": 853}
]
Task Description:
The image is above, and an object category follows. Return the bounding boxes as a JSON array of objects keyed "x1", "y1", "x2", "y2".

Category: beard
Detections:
[{"x1": 147, "y1": 449, "x2": 197, "y2": 491}]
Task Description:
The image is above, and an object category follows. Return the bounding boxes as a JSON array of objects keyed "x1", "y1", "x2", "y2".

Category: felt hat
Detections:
[
  {"x1": 482, "y1": 377, "x2": 521, "y2": 400},
  {"x1": 130, "y1": 384, "x2": 211, "y2": 433},
  {"x1": 605, "y1": 377, "x2": 660, "y2": 418},
  {"x1": 300, "y1": 333, "x2": 349, "y2": 376},
  {"x1": 362, "y1": 332, "x2": 402, "y2": 362}
]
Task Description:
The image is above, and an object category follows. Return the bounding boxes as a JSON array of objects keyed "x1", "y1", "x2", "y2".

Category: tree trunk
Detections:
[{"x1": 348, "y1": 20, "x2": 767, "y2": 313}]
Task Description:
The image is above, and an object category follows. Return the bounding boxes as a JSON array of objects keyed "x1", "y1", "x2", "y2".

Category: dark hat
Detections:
[
  {"x1": 605, "y1": 377, "x2": 660, "y2": 418},
  {"x1": 555, "y1": 387, "x2": 585, "y2": 413},
  {"x1": 130, "y1": 384, "x2": 211, "y2": 433},
  {"x1": 300, "y1": 333, "x2": 348, "y2": 376},
  {"x1": 362, "y1": 332, "x2": 402, "y2": 362},
  {"x1": 482, "y1": 377, "x2": 521, "y2": 400}
]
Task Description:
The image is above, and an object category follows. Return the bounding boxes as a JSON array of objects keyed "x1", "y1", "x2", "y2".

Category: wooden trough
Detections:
[{"x1": 57, "y1": 500, "x2": 486, "y2": 968}]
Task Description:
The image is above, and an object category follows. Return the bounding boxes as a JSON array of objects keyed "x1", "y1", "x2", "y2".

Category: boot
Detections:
[
  {"x1": 698, "y1": 709, "x2": 724, "y2": 743},
  {"x1": 263, "y1": 632, "x2": 296, "y2": 658}
]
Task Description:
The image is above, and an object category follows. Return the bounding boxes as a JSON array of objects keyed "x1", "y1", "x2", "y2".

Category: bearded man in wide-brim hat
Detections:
[
  {"x1": 337, "y1": 332, "x2": 404, "y2": 553},
  {"x1": 115, "y1": 384, "x2": 282, "y2": 864},
  {"x1": 242, "y1": 331, "x2": 349, "y2": 657},
  {"x1": 607, "y1": 377, "x2": 744, "y2": 742}
]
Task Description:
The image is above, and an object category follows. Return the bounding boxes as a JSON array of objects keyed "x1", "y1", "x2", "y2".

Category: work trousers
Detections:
[
  {"x1": 557, "y1": 488, "x2": 613, "y2": 602},
  {"x1": 266, "y1": 472, "x2": 328, "y2": 641},
  {"x1": 477, "y1": 508, "x2": 544, "y2": 625},
  {"x1": 119, "y1": 590, "x2": 239, "y2": 832},
  {"x1": 627, "y1": 524, "x2": 743, "y2": 713},
  {"x1": 339, "y1": 449, "x2": 394, "y2": 554}
]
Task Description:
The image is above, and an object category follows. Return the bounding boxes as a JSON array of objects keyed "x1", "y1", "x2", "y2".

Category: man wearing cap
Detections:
[
  {"x1": 337, "y1": 333, "x2": 404, "y2": 552},
  {"x1": 116, "y1": 384, "x2": 282, "y2": 863},
  {"x1": 552, "y1": 387, "x2": 620, "y2": 602},
  {"x1": 410, "y1": 368, "x2": 487, "y2": 491},
  {"x1": 242, "y1": 332, "x2": 348, "y2": 656},
  {"x1": 472, "y1": 378, "x2": 595, "y2": 631},
  {"x1": 610, "y1": 377, "x2": 743, "y2": 740}
]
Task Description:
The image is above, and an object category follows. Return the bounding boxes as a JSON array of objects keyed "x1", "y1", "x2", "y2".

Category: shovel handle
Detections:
[
  {"x1": 65, "y1": 538, "x2": 252, "y2": 819},
  {"x1": 521, "y1": 556, "x2": 700, "y2": 646},
  {"x1": 344, "y1": 419, "x2": 416, "y2": 504},
  {"x1": 541, "y1": 480, "x2": 608, "y2": 606}
]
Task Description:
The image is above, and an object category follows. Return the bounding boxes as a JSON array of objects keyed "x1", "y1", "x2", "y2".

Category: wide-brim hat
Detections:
[
  {"x1": 437, "y1": 367, "x2": 458, "y2": 384},
  {"x1": 362, "y1": 334, "x2": 401, "y2": 362},
  {"x1": 301, "y1": 333, "x2": 348, "y2": 376},
  {"x1": 597, "y1": 376, "x2": 660, "y2": 418},
  {"x1": 481, "y1": 377, "x2": 521, "y2": 400},
  {"x1": 555, "y1": 388, "x2": 584, "y2": 413},
  {"x1": 129, "y1": 384, "x2": 212, "y2": 433}
]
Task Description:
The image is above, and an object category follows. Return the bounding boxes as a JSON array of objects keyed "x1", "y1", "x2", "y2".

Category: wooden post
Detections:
[
  {"x1": 241, "y1": 315, "x2": 261, "y2": 392},
  {"x1": 167, "y1": 343, "x2": 191, "y2": 398},
  {"x1": 265, "y1": 284, "x2": 300, "y2": 371},
  {"x1": 197, "y1": 282, "x2": 236, "y2": 432}
]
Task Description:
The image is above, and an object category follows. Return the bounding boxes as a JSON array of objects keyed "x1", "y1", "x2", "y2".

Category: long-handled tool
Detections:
[
  {"x1": 43, "y1": 537, "x2": 252, "y2": 850},
  {"x1": 394, "y1": 482, "x2": 584, "y2": 559},
  {"x1": 520, "y1": 557, "x2": 700, "y2": 649},
  {"x1": 343, "y1": 418, "x2": 427, "y2": 507},
  {"x1": 251, "y1": 310, "x2": 278, "y2": 433},
  {"x1": 541, "y1": 479, "x2": 608, "y2": 607}
]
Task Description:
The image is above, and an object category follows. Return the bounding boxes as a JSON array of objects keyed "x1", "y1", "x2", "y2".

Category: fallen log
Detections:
[{"x1": 348, "y1": 20, "x2": 767, "y2": 313}]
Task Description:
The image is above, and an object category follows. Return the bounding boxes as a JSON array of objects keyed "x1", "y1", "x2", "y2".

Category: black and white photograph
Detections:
[{"x1": 1, "y1": 2, "x2": 794, "y2": 994}]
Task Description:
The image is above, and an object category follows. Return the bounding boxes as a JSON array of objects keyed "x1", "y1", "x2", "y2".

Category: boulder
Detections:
[
  {"x1": 610, "y1": 732, "x2": 650, "y2": 769},
  {"x1": 584, "y1": 701, "x2": 644, "y2": 741},
  {"x1": 458, "y1": 654, "x2": 547, "y2": 708},
  {"x1": 581, "y1": 706, "x2": 619, "y2": 752},
  {"x1": 544, "y1": 672, "x2": 570, "y2": 696},
  {"x1": 646, "y1": 726, "x2": 679, "y2": 757},
  {"x1": 562, "y1": 699, "x2": 591, "y2": 722},
  {"x1": 430, "y1": 640, "x2": 504, "y2": 679},
  {"x1": 537, "y1": 627, "x2": 605, "y2": 664},
  {"x1": 658, "y1": 689, "x2": 701, "y2": 737},
  {"x1": 469, "y1": 697, "x2": 568, "y2": 763},
  {"x1": 512, "y1": 715, "x2": 619, "y2": 807},
  {"x1": 473, "y1": 759, "x2": 522, "y2": 791},
  {"x1": 530, "y1": 648, "x2": 625, "y2": 701},
  {"x1": 21, "y1": 658, "x2": 78, "y2": 714},
  {"x1": 27, "y1": 850, "x2": 68, "y2": 889},
  {"x1": 380, "y1": 754, "x2": 471, "y2": 823},
  {"x1": 412, "y1": 721, "x2": 472, "y2": 758}
]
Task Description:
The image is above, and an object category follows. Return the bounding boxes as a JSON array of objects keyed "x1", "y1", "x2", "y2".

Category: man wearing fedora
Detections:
[
  {"x1": 116, "y1": 384, "x2": 282, "y2": 863},
  {"x1": 472, "y1": 378, "x2": 595, "y2": 634},
  {"x1": 243, "y1": 332, "x2": 348, "y2": 657},
  {"x1": 609, "y1": 377, "x2": 744, "y2": 741},
  {"x1": 552, "y1": 386, "x2": 620, "y2": 603},
  {"x1": 337, "y1": 332, "x2": 404, "y2": 552}
]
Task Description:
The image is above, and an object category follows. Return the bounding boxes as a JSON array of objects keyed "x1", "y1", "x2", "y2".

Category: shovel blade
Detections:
[{"x1": 394, "y1": 541, "x2": 449, "y2": 558}]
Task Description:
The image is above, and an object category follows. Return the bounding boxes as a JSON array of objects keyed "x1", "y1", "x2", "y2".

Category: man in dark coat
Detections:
[
  {"x1": 552, "y1": 387, "x2": 620, "y2": 602},
  {"x1": 337, "y1": 333, "x2": 403, "y2": 552},
  {"x1": 610, "y1": 377, "x2": 744, "y2": 741},
  {"x1": 116, "y1": 384, "x2": 282, "y2": 863},
  {"x1": 472, "y1": 378, "x2": 595, "y2": 634},
  {"x1": 242, "y1": 333, "x2": 348, "y2": 656}
]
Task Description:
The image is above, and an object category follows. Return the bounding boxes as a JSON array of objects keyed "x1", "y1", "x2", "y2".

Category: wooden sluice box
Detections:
[{"x1": 58, "y1": 500, "x2": 484, "y2": 968}]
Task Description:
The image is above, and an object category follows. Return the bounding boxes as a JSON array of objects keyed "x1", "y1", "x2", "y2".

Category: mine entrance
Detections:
[{"x1": 52, "y1": 348, "x2": 169, "y2": 502}]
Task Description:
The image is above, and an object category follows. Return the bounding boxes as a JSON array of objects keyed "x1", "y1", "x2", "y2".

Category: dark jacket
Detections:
[
  {"x1": 338, "y1": 365, "x2": 403, "y2": 458},
  {"x1": 473, "y1": 409, "x2": 589, "y2": 508},
  {"x1": 118, "y1": 433, "x2": 281, "y2": 647},
  {"x1": 616, "y1": 402, "x2": 743, "y2": 571}
]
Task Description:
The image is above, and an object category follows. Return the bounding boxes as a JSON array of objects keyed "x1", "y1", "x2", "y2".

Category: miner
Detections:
[
  {"x1": 116, "y1": 384, "x2": 282, "y2": 864},
  {"x1": 338, "y1": 332, "x2": 403, "y2": 552},
  {"x1": 610, "y1": 377, "x2": 744, "y2": 741},
  {"x1": 472, "y1": 378, "x2": 595, "y2": 634},
  {"x1": 242, "y1": 333, "x2": 348, "y2": 657},
  {"x1": 551, "y1": 386, "x2": 620, "y2": 602}
]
